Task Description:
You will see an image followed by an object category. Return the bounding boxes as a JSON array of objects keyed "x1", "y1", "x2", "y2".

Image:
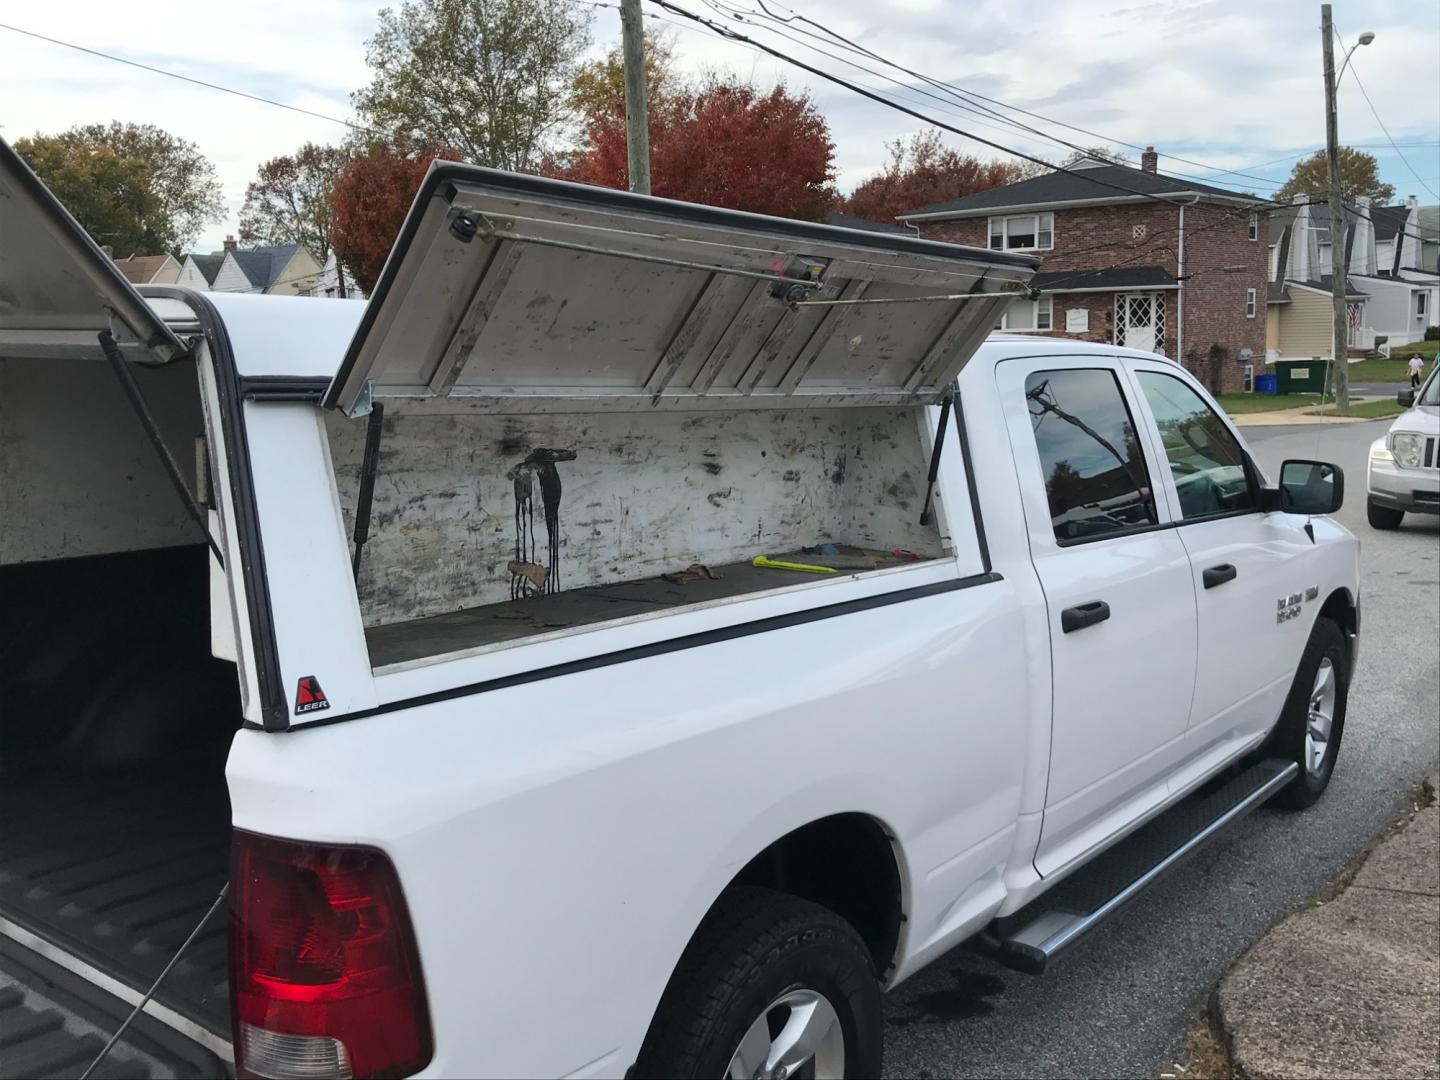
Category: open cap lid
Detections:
[
  {"x1": 0, "y1": 135, "x2": 186, "y2": 363},
  {"x1": 325, "y1": 165, "x2": 1037, "y2": 416}
]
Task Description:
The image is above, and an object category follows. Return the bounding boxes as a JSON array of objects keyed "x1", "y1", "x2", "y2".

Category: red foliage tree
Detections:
[
  {"x1": 841, "y1": 130, "x2": 1044, "y2": 225},
  {"x1": 555, "y1": 76, "x2": 837, "y2": 221},
  {"x1": 331, "y1": 141, "x2": 463, "y2": 293}
]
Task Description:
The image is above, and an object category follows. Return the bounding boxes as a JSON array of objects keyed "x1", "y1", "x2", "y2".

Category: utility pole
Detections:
[
  {"x1": 1321, "y1": 3, "x2": 1350, "y2": 412},
  {"x1": 621, "y1": 0, "x2": 651, "y2": 195}
]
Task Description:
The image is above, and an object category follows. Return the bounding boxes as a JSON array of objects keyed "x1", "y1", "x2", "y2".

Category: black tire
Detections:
[
  {"x1": 1367, "y1": 498, "x2": 1405, "y2": 530},
  {"x1": 1272, "y1": 617, "x2": 1348, "y2": 810},
  {"x1": 634, "y1": 887, "x2": 883, "y2": 1079}
]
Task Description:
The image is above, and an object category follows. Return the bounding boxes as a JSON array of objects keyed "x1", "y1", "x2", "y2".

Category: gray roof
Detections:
[
  {"x1": 1031, "y1": 265, "x2": 1178, "y2": 292},
  {"x1": 228, "y1": 244, "x2": 301, "y2": 290},
  {"x1": 1267, "y1": 282, "x2": 1291, "y2": 304},
  {"x1": 824, "y1": 211, "x2": 910, "y2": 235},
  {"x1": 900, "y1": 161, "x2": 1262, "y2": 218},
  {"x1": 1291, "y1": 275, "x2": 1369, "y2": 299},
  {"x1": 186, "y1": 253, "x2": 225, "y2": 284}
]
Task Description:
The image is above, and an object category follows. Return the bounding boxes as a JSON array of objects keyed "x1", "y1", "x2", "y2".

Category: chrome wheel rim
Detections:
[
  {"x1": 726, "y1": 987, "x2": 845, "y2": 1080},
  {"x1": 1305, "y1": 658, "x2": 1336, "y2": 777}
]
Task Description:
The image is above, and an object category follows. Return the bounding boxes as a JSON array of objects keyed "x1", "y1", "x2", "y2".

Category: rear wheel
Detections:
[
  {"x1": 1273, "y1": 617, "x2": 1348, "y2": 810},
  {"x1": 635, "y1": 888, "x2": 882, "y2": 1079},
  {"x1": 1367, "y1": 498, "x2": 1404, "y2": 530}
]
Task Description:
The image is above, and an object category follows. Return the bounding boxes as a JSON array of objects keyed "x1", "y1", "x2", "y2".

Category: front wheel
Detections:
[
  {"x1": 1367, "y1": 497, "x2": 1405, "y2": 530},
  {"x1": 634, "y1": 888, "x2": 882, "y2": 1079},
  {"x1": 1272, "y1": 617, "x2": 1349, "y2": 810}
]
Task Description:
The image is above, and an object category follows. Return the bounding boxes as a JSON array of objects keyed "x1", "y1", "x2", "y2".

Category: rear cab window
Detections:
[{"x1": 1023, "y1": 368, "x2": 1158, "y2": 543}]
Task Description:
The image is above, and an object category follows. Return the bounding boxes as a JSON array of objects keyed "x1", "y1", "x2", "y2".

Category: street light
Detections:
[{"x1": 1337, "y1": 30, "x2": 1375, "y2": 83}]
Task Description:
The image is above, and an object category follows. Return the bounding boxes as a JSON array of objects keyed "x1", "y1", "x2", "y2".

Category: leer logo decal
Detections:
[{"x1": 295, "y1": 675, "x2": 330, "y2": 714}]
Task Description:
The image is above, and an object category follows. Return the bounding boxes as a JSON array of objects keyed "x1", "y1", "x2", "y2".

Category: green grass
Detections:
[
  {"x1": 1305, "y1": 399, "x2": 1408, "y2": 419},
  {"x1": 1349, "y1": 341, "x2": 1439, "y2": 381},
  {"x1": 1214, "y1": 393, "x2": 1322, "y2": 414}
]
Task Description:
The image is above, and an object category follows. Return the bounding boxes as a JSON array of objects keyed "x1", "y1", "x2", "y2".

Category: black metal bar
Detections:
[
  {"x1": 99, "y1": 330, "x2": 224, "y2": 567},
  {"x1": 351, "y1": 403, "x2": 386, "y2": 579},
  {"x1": 918, "y1": 389, "x2": 953, "y2": 527}
]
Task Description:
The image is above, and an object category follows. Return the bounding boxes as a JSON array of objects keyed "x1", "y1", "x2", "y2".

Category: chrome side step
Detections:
[{"x1": 985, "y1": 757, "x2": 1298, "y2": 974}]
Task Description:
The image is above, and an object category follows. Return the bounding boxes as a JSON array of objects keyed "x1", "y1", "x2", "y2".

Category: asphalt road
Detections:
[{"x1": 882, "y1": 418, "x2": 1440, "y2": 1079}]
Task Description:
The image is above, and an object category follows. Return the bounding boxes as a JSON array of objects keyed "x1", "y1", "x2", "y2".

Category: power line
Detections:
[
  {"x1": 646, "y1": 0, "x2": 1269, "y2": 222},
  {"x1": 1344, "y1": 65, "x2": 1439, "y2": 201},
  {"x1": 0, "y1": 20, "x2": 377, "y2": 137}
]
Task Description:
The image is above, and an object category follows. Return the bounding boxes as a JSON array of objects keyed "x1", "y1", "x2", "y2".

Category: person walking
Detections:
[{"x1": 1408, "y1": 353, "x2": 1425, "y2": 390}]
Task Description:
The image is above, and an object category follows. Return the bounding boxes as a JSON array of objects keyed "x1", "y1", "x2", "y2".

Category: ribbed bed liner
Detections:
[{"x1": 0, "y1": 769, "x2": 231, "y2": 1037}]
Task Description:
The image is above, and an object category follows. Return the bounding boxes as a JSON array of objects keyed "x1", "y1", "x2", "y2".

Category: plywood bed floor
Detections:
[{"x1": 365, "y1": 551, "x2": 933, "y2": 668}]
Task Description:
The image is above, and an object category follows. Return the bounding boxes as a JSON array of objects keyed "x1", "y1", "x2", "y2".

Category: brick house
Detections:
[{"x1": 896, "y1": 150, "x2": 1271, "y2": 393}]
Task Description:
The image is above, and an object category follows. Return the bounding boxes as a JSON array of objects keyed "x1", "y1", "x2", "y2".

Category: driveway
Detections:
[{"x1": 882, "y1": 419, "x2": 1440, "y2": 1078}]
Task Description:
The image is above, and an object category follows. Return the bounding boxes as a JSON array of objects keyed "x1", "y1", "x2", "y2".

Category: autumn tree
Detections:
[
  {"x1": 841, "y1": 130, "x2": 1043, "y2": 224},
  {"x1": 238, "y1": 143, "x2": 351, "y2": 265},
  {"x1": 15, "y1": 122, "x2": 223, "y2": 253},
  {"x1": 331, "y1": 141, "x2": 463, "y2": 293},
  {"x1": 353, "y1": 0, "x2": 591, "y2": 170},
  {"x1": 1276, "y1": 147, "x2": 1395, "y2": 205},
  {"x1": 557, "y1": 76, "x2": 837, "y2": 221}
]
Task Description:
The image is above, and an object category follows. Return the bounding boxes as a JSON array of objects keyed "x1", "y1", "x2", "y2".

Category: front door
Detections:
[
  {"x1": 1125, "y1": 360, "x2": 1319, "y2": 780},
  {"x1": 1116, "y1": 292, "x2": 1164, "y2": 355},
  {"x1": 998, "y1": 357, "x2": 1198, "y2": 878}
]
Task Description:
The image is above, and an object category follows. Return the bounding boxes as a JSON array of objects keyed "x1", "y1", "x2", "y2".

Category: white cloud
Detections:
[{"x1": 1, "y1": 0, "x2": 1434, "y2": 251}]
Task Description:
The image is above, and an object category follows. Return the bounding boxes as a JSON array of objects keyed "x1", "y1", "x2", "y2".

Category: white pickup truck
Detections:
[{"x1": 0, "y1": 139, "x2": 1360, "y2": 1080}]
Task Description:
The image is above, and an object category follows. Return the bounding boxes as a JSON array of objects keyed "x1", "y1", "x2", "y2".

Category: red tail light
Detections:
[{"x1": 229, "y1": 831, "x2": 433, "y2": 1079}]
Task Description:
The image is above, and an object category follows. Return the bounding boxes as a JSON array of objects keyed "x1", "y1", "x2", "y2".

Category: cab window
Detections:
[
  {"x1": 1134, "y1": 371, "x2": 1256, "y2": 519},
  {"x1": 1025, "y1": 369, "x2": 1157, "y2": 542}
]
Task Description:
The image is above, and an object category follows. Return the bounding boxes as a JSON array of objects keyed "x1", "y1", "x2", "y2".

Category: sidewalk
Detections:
[
  {"x1": 1213, "y1": 785, "x2": 1439, "y2": 1078},
  {"x1": 1230, "y1": 405, "x2": 1385, "y2": 427}
]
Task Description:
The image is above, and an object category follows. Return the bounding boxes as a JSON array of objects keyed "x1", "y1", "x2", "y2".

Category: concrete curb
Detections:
[{"x1": 1213, "y1": 785, "x2": 1440, "y2": 1079}]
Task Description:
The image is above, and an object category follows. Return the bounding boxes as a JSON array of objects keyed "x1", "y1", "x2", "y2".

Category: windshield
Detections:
[{"x1": 1419, "y1": 368, "x2": 1439, "y2": 407}]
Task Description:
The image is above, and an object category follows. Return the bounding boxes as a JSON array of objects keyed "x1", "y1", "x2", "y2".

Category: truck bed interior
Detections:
[
  {"x1": 0, "y1": 355, "x2": 239, "y2": 1043},
  {"x1": 329, "y1": 405, "x2": 950, "y2": 669}
]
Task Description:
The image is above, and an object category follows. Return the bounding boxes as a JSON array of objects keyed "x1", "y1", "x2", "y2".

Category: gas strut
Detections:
[{"x1": 99, "y1": 330, "x2": 224, "y2": 567}]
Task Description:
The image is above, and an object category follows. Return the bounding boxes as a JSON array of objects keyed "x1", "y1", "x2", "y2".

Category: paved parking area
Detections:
[{"x1": 882, "y1": 419, "x2": 1440, "y2": 1078}]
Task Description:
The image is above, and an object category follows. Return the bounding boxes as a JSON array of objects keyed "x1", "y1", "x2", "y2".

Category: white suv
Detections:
[{"x1": 1368, "y1": 368, "x2": 1440, "y2": 528}]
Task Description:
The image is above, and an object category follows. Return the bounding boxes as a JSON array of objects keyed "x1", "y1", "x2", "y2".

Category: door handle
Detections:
[
  {"x1": 1061, "y1": 600, "x2": 1111, "y2": 633},
  {"x1": 1203, "y1": 563, "x2": 1238, "y2": 589}
]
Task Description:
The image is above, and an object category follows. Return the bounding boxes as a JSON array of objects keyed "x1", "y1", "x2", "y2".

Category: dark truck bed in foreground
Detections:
[{"x1": 0, "y1": 770, "x2": 232, "y2": 1064}]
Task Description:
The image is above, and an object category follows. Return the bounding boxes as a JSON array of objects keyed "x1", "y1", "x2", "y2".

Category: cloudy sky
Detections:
[{"x1": 2, "y1": 0, "x2": 1436, "y2": 252}]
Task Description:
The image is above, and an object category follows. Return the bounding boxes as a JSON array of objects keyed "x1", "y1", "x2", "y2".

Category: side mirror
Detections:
[
  {"x1": 1263, "y1": 459, "x2": 1344, "y2": 515},
  {"x1": 1397, "y1": 389, "x2": 1416, "y2": 407}
]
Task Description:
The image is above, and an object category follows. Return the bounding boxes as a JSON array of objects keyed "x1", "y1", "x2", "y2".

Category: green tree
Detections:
[
  {"x1": 15, "y1": 122, "x2": 223, "y2": 253},
  {"x1": 238, "y1": 143, "x2": 351, "y2": 261},
  {"x1": 353, "y1": 0, "x2": 591, "y2": 171},
  {"x1": 1276, "y1": 147, "x2": 1395, "y2": 205}
]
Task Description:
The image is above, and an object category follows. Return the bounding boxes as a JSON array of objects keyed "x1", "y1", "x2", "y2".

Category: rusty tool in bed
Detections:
[{"x1": 752, "y1": 555, "x2": 837, "y2": 574}]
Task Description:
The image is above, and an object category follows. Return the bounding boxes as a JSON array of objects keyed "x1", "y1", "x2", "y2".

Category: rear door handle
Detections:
[
  {"x1": 1061, "y1": 600, "x2": 1110, "y2": 633},
  {"x1": 1203, "y1": 563, "x2": 1238, "y2": 589}
]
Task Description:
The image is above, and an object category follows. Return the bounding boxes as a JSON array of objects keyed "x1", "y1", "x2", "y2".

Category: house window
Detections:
[
  {"x1": 1133, "y1": 223, "x2": 1147, "y2": 240},
  {"x1": 1419, "y1": 292, "x2": 1429, "y2": 318},
  {"x1": 997, "y1": 294, "x2": 1053, "y2": 331},
  {"x1": 1242, "y1": 364, "x2": 1255, "y2": 392},
  {"x1": 1247, "y1": 212, "x2": 1259, "y2": 241},
  {"x1": 1246, "y1": 288, "x2": 1257, "y2": 319},
  {"x1": 989, "y1": 212, "x2": 1054, "y2": 252}
]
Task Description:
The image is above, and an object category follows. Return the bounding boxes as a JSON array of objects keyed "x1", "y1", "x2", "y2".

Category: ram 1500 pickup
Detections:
[{"x1": 0, "y1": 139, "x2": 1359, "y2": 1079}]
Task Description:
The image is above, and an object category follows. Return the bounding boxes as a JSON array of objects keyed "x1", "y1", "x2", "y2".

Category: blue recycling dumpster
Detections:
[{"x1": 1255, "y1": 372, "x2": 1278, "y2": 395}]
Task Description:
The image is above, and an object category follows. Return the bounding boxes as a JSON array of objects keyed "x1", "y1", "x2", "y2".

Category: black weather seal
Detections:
[
  {"x1": 140, "y1": 286, "x2": 289, "y2": 731},
  {"x1": 276, "y1": 570, "x2": 1005, "y2": 732},
  {"x1": 351, "y1": 404, "x2": 386, "y2": 579},
  {"x1": 918, "y1": 387, "x2": 953, "y2": 527},
  {"x1": 240, "y1": 375, "x2": 332, "y2": 401},
  {"x1": 99, "y1": 329, "x2": 224, "y2": 567}
]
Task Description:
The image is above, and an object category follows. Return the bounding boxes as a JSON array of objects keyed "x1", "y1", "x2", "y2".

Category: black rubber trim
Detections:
[
  {"x1": 140, "y1": 286, "x2": 289, "y2": 731},
  {"x1": 952, "y1": 390, "x2": 992, "y2": 574},
  {"x1": 240, "y1": 375, "x2": 331, "y2": 401},
  {"x1": 267, "y1": 571, "x2": 1004, "y2": 732},
  {"x1": 323, "y1": 162, "x2": 1038, "y2": 410}
]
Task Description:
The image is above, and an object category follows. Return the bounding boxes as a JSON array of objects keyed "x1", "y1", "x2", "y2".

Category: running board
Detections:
[{"x1": 984, "y1": 757, "x2": 1298, "y2": 974}]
